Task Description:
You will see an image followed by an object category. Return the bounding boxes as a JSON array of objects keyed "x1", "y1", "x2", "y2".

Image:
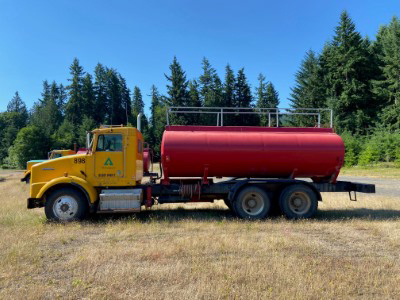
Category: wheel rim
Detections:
[
  {"x1": 288, "y1": 191, "x2": 311, "y2": 215},
  {"x1": 52, "y1": 195, "x2": 78, "y2": 220},
  {"x1": 241, "y1": 191, "x2": 265, "y2": 216}
]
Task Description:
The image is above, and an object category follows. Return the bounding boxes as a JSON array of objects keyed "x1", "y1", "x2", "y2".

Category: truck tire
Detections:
[
  {"x1": 279, "y1": 184, "x2": 318, "y2": 219},
  {"x1": 45, "y1": 188, "x2": 88, "y2": 222},
  {"x1": 233, "y1": 186, "x2": 271, "y2": 219},
  {"x1": 26, "y1": 174, "x2": 30, "y2": 184}
]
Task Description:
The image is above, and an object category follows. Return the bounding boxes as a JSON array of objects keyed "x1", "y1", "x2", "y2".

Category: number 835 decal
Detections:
[{"x1": 74, "y1": 158, "x2": 86, "y2": 164}]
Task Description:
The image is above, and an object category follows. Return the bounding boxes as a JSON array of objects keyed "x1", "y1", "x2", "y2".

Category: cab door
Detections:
[{"x1": 94, "y1": 133, "x2": 125, "y2": 184}]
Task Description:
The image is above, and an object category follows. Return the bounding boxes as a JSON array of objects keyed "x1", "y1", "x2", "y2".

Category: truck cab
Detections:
[
  {"x1": 21, "y1": 149, "x2": 76, "y2": 183},
  {"x1": 27, "y1": 126, "x2": 144, "y2": 221}
]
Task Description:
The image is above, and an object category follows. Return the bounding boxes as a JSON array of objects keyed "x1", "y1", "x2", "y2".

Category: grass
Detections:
[
  {"x1": 0, "y1": 171, "x2": 400, "y2": 299},
  {"x1": 341, "y1": 162, "x2": 400, "y2": 178}
]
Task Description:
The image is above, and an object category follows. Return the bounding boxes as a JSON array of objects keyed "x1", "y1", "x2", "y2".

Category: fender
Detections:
[
  {"x1": 36, "y1": 176, "x2": 98, "y2": 204},
  {"x1": 21, "y1": 170, "x2": 31, "y2": 182}
]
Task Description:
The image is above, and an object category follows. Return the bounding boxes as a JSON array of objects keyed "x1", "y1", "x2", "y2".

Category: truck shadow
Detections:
[
  {"x1": 87, "y1": 207, "x2": 400, "y2": 223},
  {"x1": 315, "y1": 208, "x2": 400, "y2": 220},
  {"x1": 88, "y1": 208, "x2": 234, "y2": 223}
]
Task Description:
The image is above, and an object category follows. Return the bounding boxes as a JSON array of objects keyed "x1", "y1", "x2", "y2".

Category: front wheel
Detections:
[
  {"x1": 279, "y1": 184, "x2": 318, "y2": 219},
  {"x1": 45, "y1": 188, "x2": 88, "y2": 222},
  {"x1": 233, "y1": 186, "x2": 271, "y2": 219}
]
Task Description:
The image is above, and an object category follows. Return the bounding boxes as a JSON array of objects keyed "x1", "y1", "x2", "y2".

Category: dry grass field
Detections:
[
  {"x1": 341, "y1": 163, "x2": 400, "y2": 178},
  {"x1": 1, "y1": 170, "x2": 400, "y2": 299}
]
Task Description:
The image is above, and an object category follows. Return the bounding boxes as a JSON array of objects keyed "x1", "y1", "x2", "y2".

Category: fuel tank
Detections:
[{"x1": 161, "y1": 126, "x2": 345, "y2": 183}]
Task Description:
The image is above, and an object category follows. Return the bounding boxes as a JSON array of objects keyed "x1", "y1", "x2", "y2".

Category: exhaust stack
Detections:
[{"x1": 137, "y1": 113, "x2": 143, "y2": 132}]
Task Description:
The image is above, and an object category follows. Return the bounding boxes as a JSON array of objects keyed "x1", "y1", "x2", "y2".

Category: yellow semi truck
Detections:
[{"x1": 21, "y1": 149, "x2": 76, "y2": 183}]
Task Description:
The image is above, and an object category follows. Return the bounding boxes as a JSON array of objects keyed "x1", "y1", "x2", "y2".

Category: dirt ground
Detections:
[{"x1": 0, "y1": 170, "x2": 399, "y2": 299}]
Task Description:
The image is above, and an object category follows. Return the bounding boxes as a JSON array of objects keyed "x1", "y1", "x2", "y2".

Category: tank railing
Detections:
[{"x1": 167, "y1": 107, "x2": 333, "y2": 128}]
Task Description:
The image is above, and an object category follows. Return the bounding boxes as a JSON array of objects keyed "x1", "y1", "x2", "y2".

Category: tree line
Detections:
[{"x1": 1, "y1": 11, "x2": 399, "y2": 168}]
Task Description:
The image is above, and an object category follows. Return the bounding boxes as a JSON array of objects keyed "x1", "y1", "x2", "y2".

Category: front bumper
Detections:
[{"x1": 27, "y1": 198, "x2": 44, "y2": 209}]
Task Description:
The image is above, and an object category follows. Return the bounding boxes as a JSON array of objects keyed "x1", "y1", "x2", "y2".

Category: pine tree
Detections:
[
  {"x1": 148, "y1": 85, "x2": 160, "y2": 147},
  {"x1": 222, "y1": 64, "x2": 236, "y2": 125},
  {"x1": 93, "y1": 63, "x2": 108, "y2": 124},
  {"x1": 132, "y1": 86, "x2": 145, "y2": 116},
  {"x1": 7, "y1": 91, "x2": 28, "y2": 116},
  {"x1": 66, "y1": 58, "x2": 85, "y2": 125},
  {"x1": 373, "y1": 17, "x2": 400, "y2": 130},
  {"x1": 290, "y1": 50, "x2": 326, "y2": 126},
  {"x1": 1, "y1": 92, "x2": 29, "y2": 163},
  {"x1": 81, "y1": 73, "x2": 95, "y2": 118},
  {"x1": 266, "y1": 83, "x2": 279, "y2": 108},
  {"x1": 106, "y1": 68, "x2": 124, "y2": 125},
  {"x1": 256, "y1": 73, "x2": 268, "y2": 125},
  {"x1": 165, "y1": 56, "x2": 188, "y2": 106},
  {"x1": 132, "y1": 86, "x2": 149, "y2": 140},
  {"x1": 235, "y1": 68, "x2": 252, "y2": 107},
  {"x1": 165, "y1": 56, "x2": 188, "y2": 124},
  {"x1": 322, "y1": 11, "x2": 377, "y2": 133},
  {"x1": 58, "y1": 84, "x2": 67, "y2": 116},
  {"x1": 265, "y1": 82, "x2": 280, "y2": 125},
  {"x1": 188, "y1": 80, "x2": 202, "y2": 124},
  {"x1": 50, "y1": 81, "x2": 59, "y2": 105},
  {"x1": 235, "y1": 68, "x2": 255, "y2": 125},
  {"x1": 39, "y1": 80, "x2": 51, "y2": 106},
  {"x1": 119, "y1": 75, "x2": 132, "y2": 125},
  {"x1": 199, "y1": 57, "x2": 223, "y2": 107},
  {"x1": 223, "y1": 64, "x2": 236, "y2": 107},
  {"x1": 31, "y1": 81, "x2": 62, "y2": 143}
]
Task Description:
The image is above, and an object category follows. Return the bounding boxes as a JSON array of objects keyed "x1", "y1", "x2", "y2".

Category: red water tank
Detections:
[{"x1": 161, "y1": 126, "x2": 345, "y2": 183}]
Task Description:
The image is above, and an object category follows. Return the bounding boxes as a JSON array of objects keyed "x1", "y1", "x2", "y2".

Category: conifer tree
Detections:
[
  {"x1": 93, "y1": 63, "x2": 108, "y2": 124},
  {"x1": 223, "y1": 64, "x2": 236, "y2": 107},
  {"x1": 235, "y1": 68, "x2": 255, "y2": 125},
  {"x1": 1, "y1": 92, "x2": 29, "y2": 164},
  {"x1": 132, "y1": 86, "x2": 149, "y2": 139},
  {"x1": 40, "y1": 80, "x2": 51, "y2": 105},
  {"x1": 132, "y1": 86, "x2": 145, "y2": 116},
  {"x1": 235, "y1": 68, "x2": 252, "y2": 107},
  {"x1": 58, "y1": 84, "x2": 67, "y2": 116},
  {"x1": 2, "y1": 92, "x2": 29, "y2": 157},
  {"x1": 119, "y1": 75, "x2": 132, "y2": 125},
  {"x1": 106, "y1": 68, "x2": 124, "y2": 125},
  {"x1": 81, "y1": 73, "x2": 95, "y2": 118},
  {"x1": 188, "y1": 80, "x2": 202, "y2": 124},
  {"x1": 66, "y1": 58, "x2": 85, "y2": 125},
  {"x1": 165, "y1": 56, "x2": 188, "y2": 124},
  {"x1": 290, "y1": 50, "x2": 326, "y2": 126},
  {"x1": 256, "y1": 73, "x2": 269, "y2": 126},
  {"x1": 199, "y1": 57, "x2": 223, "y2": 107},
  {"x1": 222, "y1": 64, "x2": 236, "y2": 125},
  {"x1": 149, "y1": 85, "x2": 160, "y2": 147},
  {"x1": 7, "y1": 91, "x2": 28, "y2": 118},
  {"x1": 373, "y1": 17, "x2": 400, "y2": 130},
  {"x1": 322, "y1": 11, "x2": 376, "y2": 133},
  {"x1": 31, "y1": 81, "x2": 62, "y2": 142}
]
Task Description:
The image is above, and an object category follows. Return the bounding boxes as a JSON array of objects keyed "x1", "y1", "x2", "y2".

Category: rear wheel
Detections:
[
  {"x1": 45, "y1": 188, "x2": 88, "y2": 222},
  {"x1": 234, "y1": 186, "x2": 270, "y2": 219},
  {"x1": 279, "y1": 184, "x2": 318, "y2": 219},
  {"x1": 25, "y1": 174, "x2": 30, "y2": 184}
]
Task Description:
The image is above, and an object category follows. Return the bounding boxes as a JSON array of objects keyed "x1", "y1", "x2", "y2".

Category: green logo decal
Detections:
[{"x1": 104, "y1": 157, "x2": 113, "y2": 166}]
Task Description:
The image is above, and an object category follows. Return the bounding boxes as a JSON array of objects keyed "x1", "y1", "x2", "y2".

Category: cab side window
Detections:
[{"x1": 96, "y1": 134, "x2": 123, "y2": 152}]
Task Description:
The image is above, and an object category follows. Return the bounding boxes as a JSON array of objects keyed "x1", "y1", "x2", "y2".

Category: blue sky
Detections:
[{"x1": 0, "y1": 0, "x2": 399, "y2": 114}]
